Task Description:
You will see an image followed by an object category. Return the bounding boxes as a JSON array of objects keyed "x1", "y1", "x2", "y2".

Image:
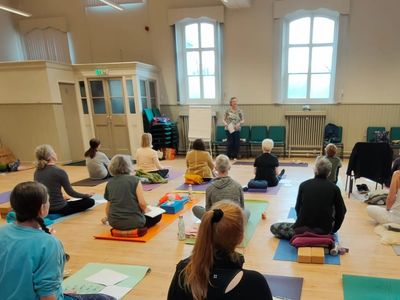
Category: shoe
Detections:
[
  {"x1": 361, "y1": 184, "x2": 370, "y2": 192},
  {"x1": 242, "y1": 186, "x2": 248, "y2": 192},
  {"x1": 279, "y1": 169, "x2": 285, "y2": 177}
]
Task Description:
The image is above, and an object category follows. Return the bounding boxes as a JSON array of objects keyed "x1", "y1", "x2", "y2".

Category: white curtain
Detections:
[{"x1": 23, "y1": 28, "x2": 71, "y2": 64}]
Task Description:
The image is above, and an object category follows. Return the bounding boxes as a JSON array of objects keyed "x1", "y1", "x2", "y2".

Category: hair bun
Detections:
[{"x1": 211, "y1": 209, "x2": 224, "y2": 223}]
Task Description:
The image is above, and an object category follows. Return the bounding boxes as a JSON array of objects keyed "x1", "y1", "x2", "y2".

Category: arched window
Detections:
[{"x1": 281, "y1": 10, "x2": 339, "y2": 102}]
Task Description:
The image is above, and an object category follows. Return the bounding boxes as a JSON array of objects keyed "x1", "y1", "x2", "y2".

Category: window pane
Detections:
[
  {"x1": 201, "y1": 51, "x2": 215, "y2": 75},
  {"x1": 311, "y1": 46, "x2": 333, "y2": 73},
  {"x1": 108, "y1": 79, "x2": 122, "y2": 97},
  {"x1": 289, "y1": 17, "x2": 310, "y2": 45},
  {"x1": 203, "y1": 76, "x2": 215, "y2": 99},
  {"x1": 186, "y1": 51, "x2": 200, "y2": 75},
  {"x1": 81, "y1": 98, "x2": 88, "y2": 114},
  {"x1": 150, "y1": 97, "x2": 157, "y2": 108},
  {"x1": 111, "y1": 97, "x2": 125, "y2": 114},
  {"x1": 126, "y1": 80, "x2": 134, "y2": 97},
  {"x1": 140, "y1": 80, "x2": 147, "y2": 97},
  {"x1": 92, "y1": 98, "x2": 106, "y2": 114},
  {"x1": 185, "y1": 24, "x2": 199, "y2": 49},
  {"x1": 288, "y1": 47, "x2": 309, "y2": 73},
  {"x1": 79, "y1": 81, "x2": 86, "y2": 97},
  {"x1": 90, "y1": 80, "x2": 104, "y2": 97},
  {"x1": 312, "y1": 17, "x2": 335, "y2": 44},
  {"x1": 200, "y1": 23, "x2": 214, "y2": 48},
  {"x1": 288, "y1": 74, "x2": 307, "y2": 98},
  {"x1": 141, "y1": 97, "x2": 148, "y2": 109},
  {"x1": 129, "y1": 97, "x2": 136, "y2": 114},
  {"x1": 188, "y1": 76, "x2": 201, "y2": 99},
  {"x1": 310, "y1": 74, "x2": 330, "y2": 98},
  {"x1": 149, "y1": 81, "x2": 156, "y2": 98}
]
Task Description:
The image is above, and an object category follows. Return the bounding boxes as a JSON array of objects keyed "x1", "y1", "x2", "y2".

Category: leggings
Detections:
[{"x1": 50, "y1": 198, "x2": 95, "y2": 216}]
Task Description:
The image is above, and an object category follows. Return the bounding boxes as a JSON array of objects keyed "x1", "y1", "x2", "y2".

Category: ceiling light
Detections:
[
  {"x1": 0, "y1": 4, "x2": 32, "y2": 17},
  {"x1": 98, "y1": 0, "x2": 124, "y2": 11}
]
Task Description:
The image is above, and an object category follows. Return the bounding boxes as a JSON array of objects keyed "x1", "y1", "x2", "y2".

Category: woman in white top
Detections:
[
  {"x1": 84, "y1": 138, "x2": 111, "y2": 179},
  {"x1": 136, "y1": 133, "x2": 169, "y2": 178}
]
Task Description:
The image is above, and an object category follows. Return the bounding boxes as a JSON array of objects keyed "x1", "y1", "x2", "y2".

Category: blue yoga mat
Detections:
[{"x1": 272, "y1": 207, "x2": 341, "y2": 265}]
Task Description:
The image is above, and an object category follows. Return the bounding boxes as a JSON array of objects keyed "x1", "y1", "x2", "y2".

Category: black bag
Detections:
[{"x1": 324, "y1": 123, "x2": 340, "y2": 143}]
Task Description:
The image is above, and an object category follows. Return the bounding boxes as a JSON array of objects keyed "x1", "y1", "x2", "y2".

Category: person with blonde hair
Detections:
[
  {"x1": 103, "y1": 155, "x2": 161, "y2": 233},
  {"x1": 168, "y1": 201, "x2": 272, "y2": 300},
  {"x1": 249, "y1": 139, "x2": 284, "y2": 188},
  {"x1": 136, "y1": 133, "x2": 169, "y2": 178},
  {"x1": 34, "y1": 144, "x2": 95, "y2": 216},
  {"x1": 323, "y1": 143, "x2": 342, "y2": 184},
  {"x1": 84, "y1": 138, "x2": 111, "y2": 179}
]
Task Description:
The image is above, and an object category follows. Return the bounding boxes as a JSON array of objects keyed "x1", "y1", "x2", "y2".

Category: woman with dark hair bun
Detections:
[
  {"x1": 185, "y1": 138, "x2": 215, "y2": 181},
  {"x1": 84, "y1": 138, "x2": 111, "y2": 179},
  {"x1": 168, "y1": 201, "x2": 272, "y2": 300},
  {"x1": 0, "y1": 181, "x2": 115, "y2": 300}
]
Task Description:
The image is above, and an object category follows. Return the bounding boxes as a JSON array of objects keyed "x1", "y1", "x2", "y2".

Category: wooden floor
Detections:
[{"x1": 0, "y1": 156, "x2": 399, "y2": 300}]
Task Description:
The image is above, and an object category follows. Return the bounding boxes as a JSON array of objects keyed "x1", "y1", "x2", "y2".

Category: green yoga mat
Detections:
[
  {"x1": 343, "y1": 274, "x2": 400, "y2": 300},
  {"x1": 63, "y1": 263, "x2": 150, "y2": 298},
  {"x1": 185, "y1": 199, "x2": 268, "y2": 248}
]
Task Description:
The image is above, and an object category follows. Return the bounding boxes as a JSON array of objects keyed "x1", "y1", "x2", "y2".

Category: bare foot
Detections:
[{"x1": 101, "y1": 217, "x2": 108, "y2": 225}]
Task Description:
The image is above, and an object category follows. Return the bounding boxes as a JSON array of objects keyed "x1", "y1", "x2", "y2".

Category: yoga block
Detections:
[
  {"x1": 160, "y1": 200, "x2": 184, "y2": 214},
  {"x1": 297, "y1": 247, "x2": 312, "y2": 263},
  {"x1": 0, "y1": 205, "x2": 12, "y2": 219},
  {"x1": 311, "y1": 247, "x2": 325, "y2": 264}
]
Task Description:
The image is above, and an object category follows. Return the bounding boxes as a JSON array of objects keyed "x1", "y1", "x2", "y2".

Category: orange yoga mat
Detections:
[{"x1": 94, "y1": 198, "x2": 200, "y2": 243}]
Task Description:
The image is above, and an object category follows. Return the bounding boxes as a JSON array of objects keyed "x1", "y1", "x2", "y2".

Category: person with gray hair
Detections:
[
  {"x1": 247, "y1": 138, "x2": 285, "y2": 188},
  {"x1": 192, "y1": 154, "x2": 250, "y2": 220},
  {"x1": 103, "y1": 155, "x2": 161, "y2": 231},
  {"x1": 34, "y1": 144, "x2": 95, "y2": 216},
  {"x1": 270, "y1": 156, "x2": 347, "y2": 240}
]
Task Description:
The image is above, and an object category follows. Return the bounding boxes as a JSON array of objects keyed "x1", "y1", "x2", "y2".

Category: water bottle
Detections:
[
  {"x1": 188, "y1": 184, "x2": 193, "y2": 201},
  {"x1": 330, "y1": 242, "x2": 339, "y2": 256},
  {"x1": 178, "y1": 215, "x2": 186, "y2": 241}
]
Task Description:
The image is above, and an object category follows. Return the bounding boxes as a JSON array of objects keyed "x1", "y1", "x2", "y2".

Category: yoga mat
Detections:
[
  {"x1": 94, "y1": 198, "x2": 200, "y2": 243},
  {"x1": 71, "y1": 177, "x2": 109, "y2": 187},
  {"x1": 141, "y1": 170, "x2": 183, "y2": 192},
  {"x1": 185, "y1": 199, "x2": 268, "y2": 248},
  {"x1": 233, "y1": 161, "x2": 308, "y2": 167},
  {"x1": 392, "y1": 245, "x2": 400, "y2": 255},
  {"x1": 63, "y1": 263, "x2": 150, "y2": 299},
  {"x1": 0, "y1": 191, "x2": 11, "y2": 204},
  {"x1": 264, "y1": 274, "x2": 303, "y2": 300},
  {"x1": 342, "y1": 274, "x2": 400, "y2": 300},
  {"x1": 64, "y1": 160, "x2": 86, "y2": 166},
  {"x1": 272, "y1": 207, "x2": 340, "y2": 264},
  {"x1": 173, "y1": 181, "x2": 212, "y2": 194}
]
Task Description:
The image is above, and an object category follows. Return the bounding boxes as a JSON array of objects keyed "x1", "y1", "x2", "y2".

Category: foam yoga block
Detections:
[
  {"x1": 311, "y1": 247, "x2": 325, "y2": 264},
  {"x1": 297, "y1": 247, "x2": 311, "y2": 263}
]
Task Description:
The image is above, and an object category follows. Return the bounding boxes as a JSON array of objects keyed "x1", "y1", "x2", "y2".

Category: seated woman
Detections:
[
  {"x1": 251, "y1": 139, "x2": 284, "y2": 187},
  {"x1": 270, "y1": 157, "x2": 347, "y2": 240},
  {"x1": 84, "y1": 138, "x2": 111, "y2": 180},
  {"x1": 193, "y1": 154, "x2": 249, "y2": 220},
  {"x1": 0, "y1": 181, "x2": 114, "y2": 300},
  {"x1": 186, "y1": 138, "x2": 214, "y2": 181},
  {"x1": 367, "y1": 170, "x2": 400, "y2": 224},
  {"x1": 323, "y1": 143, "x2": 342, "y2": 184},
  {"x1": 104, "y1": 155, "x2": 162, "y2": 235},
  {"x1": 136, "y1": 133, "x2": 169, "y2": 178},
  {"x1": 34, "y1": 144, "x2": 95, "y2": 216},
  {"x1": 168, "y1": 201, "x2": 272, "y2": 300}
]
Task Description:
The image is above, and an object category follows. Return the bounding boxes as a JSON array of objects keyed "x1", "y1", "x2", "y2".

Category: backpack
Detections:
[{"x1": 324, "y1": 123, "x2": 340, "y2": 143}]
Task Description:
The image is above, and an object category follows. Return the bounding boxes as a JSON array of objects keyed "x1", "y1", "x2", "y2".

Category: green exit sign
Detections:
[{"x1": 95, "y1": 68, "x2": 108, "y2": 76}]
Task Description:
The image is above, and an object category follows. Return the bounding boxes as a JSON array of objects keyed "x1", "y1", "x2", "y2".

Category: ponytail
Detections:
[
  {"x1": 35, "y1": 144, "x2": 55, "y2": 170},
  {"x1": 85, "y1": 138, "x2": 101, "y2": 159},
  {"x1": 35, "y1": 216, "x2": 51, "y2": 234}
]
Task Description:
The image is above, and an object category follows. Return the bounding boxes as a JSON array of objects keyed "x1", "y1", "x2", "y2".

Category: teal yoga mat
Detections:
[
  {"x1": 185, "y1": 199, "x2": 268, "y2": 248},
  {"x1": 63, "y1": 263, "x2": 150, "y2": 299},
  {"x1": 342, "y1": 274, "x2": 400, "y2": 300}
]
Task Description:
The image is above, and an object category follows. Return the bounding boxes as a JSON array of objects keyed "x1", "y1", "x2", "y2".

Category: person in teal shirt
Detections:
[{"x1": 0, "y1": 181, "x2": 115, "y2": 300}]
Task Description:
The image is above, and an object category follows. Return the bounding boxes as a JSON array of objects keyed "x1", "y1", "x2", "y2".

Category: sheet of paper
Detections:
[
  {"x1": 100, "y1": 285, "x2": 131, "y2": 299},
  {"x1": 95, "y1": 199, "x2": 107, "y2": 204},
  {"x1": 145, "y1": 206, "x2": 166, "y2": 218},
  {"x1": 227, "y1": 122, "x2": 235, "y2": 134},
  {"x1": 86, "y1": 268, "x2": 129, "y2": 286}
]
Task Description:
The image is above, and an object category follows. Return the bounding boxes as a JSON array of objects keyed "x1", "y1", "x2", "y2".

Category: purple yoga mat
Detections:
[
  {"x1": 141, "y1": 170, "x2": 183, "y2": 192},
  {"x1": 175, "y1": 182, "x2": 212, "y2": 191},
  {"x1": 245, "y1": 184, "x2": 281, "y2": 195},
  {"x1": 264, "y1": 274, "x2": 303, "y2": 300},
  {"x1": 0, "y1": 191, "x2": 11, "y2": 204}
]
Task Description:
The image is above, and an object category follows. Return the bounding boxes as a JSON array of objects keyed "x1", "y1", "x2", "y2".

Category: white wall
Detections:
[{"x1": 0, "y1": 0, "x2": 24, "y2": 61}]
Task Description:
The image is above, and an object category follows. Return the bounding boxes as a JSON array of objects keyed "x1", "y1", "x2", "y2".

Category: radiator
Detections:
[{"x1": 285, "y1": 111, "x2": 326, "y2": 157}]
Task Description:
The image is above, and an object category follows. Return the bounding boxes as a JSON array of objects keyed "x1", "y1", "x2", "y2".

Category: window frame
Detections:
[
  {"x1": 281, "y1": 9, "x2": 339, "y2": 104},
  {"x1": 175, "y1": 17, "x2": 222, "y2": 105}
]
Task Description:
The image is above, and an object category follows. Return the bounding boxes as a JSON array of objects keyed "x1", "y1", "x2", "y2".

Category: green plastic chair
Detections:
[
  {"x1": 323, "y1": 125, "x2": 344, "y2": 159},
  {"x1": 213, "y1": 125, "x2": 227, "y2": 155},
  {"x1": 268, "y1": 126, "x2": 286, "y2": 157},
  {"x1": 239, "y1": 126, "x2": 251, "y2": 158},
  {"x1": 249, "y1": 126, "x2": 268, "y2": 156},
  {"x1": 367, "y1": 127, "x2": 386, "y2": 142},
  {"x1": 390, "y1": 127, "x2": 400, "y2": 152},
  {"x1": 152, "y1": 107, "x2": 162, "y2": 117},
  {"x1": 143, "y1": 108, "x2": 154, "y2": 132}
]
